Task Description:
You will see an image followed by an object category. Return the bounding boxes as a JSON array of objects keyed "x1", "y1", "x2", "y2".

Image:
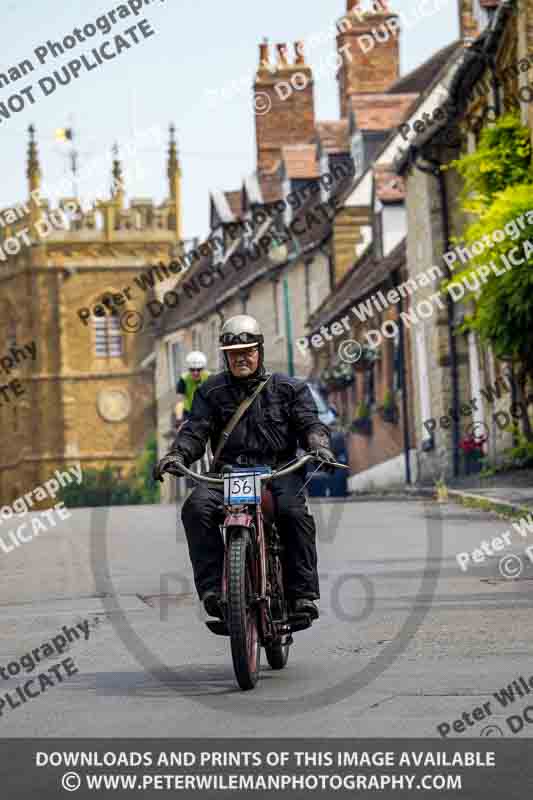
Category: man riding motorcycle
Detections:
[{"x1": 153, "y1": 315, "x2": 336, "y2": 621}]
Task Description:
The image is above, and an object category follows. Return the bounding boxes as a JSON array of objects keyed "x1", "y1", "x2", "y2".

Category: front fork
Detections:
[{"x1": 220, "y1": 507, "x2": 272, "y2": 642}]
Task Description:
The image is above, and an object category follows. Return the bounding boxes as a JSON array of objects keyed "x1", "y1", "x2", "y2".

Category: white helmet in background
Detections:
[{"x1": 185, "y1": 351, "x2": 207, "y2": 370}]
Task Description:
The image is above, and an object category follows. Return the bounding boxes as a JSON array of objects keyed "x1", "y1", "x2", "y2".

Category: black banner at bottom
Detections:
[{"x1": 1, "y1": 739, "x2": 532, "y2": 798}]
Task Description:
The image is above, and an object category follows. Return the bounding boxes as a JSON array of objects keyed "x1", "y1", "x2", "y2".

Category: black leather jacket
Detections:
[{"x1": 171, "y1": 367, "x2": 331, "y2": 469}]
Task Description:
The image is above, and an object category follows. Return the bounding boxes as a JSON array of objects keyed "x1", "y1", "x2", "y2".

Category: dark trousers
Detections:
[{"x1": 181, "y1": 471, "x2": 319, "y2": 601}]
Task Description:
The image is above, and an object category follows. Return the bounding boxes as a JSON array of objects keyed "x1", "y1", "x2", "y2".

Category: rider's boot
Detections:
[
  {"x1": 202, "y1": 590, "x2": 224, "y2": 620},
  {"x1": 292, "y1": 598, "x2": 319, "y2": 620}
]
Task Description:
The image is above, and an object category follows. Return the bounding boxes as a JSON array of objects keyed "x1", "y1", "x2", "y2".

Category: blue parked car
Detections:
[{"x1": 303, "y1": 381, "x2": 349, "y2": 498}]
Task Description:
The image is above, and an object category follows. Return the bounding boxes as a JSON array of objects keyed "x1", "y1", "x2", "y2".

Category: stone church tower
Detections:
[{"x1": 0, "y1": 124, "x2": 183, "y2": 506}]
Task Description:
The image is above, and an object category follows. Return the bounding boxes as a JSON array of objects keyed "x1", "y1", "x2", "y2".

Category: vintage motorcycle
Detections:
[{"x1": 166, "y1": 452, "x2": 349, "y2": 690}]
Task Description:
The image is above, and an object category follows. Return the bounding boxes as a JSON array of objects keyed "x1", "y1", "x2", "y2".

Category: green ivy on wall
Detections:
[
  {"x1": 449, "y1": 112, "x2": 533, "y2": 214},
  {"x1": 445, "y1": 112, "x2": 533, "y2": 439}
]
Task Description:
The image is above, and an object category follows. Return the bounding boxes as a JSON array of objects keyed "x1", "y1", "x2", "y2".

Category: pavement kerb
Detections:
[
  {"x1": 174, "y1": 489, "x2": 436, "y2": 506},
  {"x1": 447, "y1": 488, "x2": 532, "y2": 519},
  {"x1": 309, "y1": 488, "x2": 435, "y2": 503}
]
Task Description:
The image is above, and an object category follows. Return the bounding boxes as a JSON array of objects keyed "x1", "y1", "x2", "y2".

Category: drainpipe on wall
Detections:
[
  {"x1": 283, "y1": 274, "x2": 295, "y2": 377},
  {"x1": 215, "y1": 308, "x2": 225, "y2": 370},
  {"x1": 412, "y1": 148, "x2": 461, "y2": 479},
  {"x1": 489, "y1": 51, "x2": 501, "y2": 116},
  {"x1": 394, "y1": 269, "x2": 412, "y2": 485},
  {"x1": 467, "y1": 41, "x2": 502, "y2": 116}
]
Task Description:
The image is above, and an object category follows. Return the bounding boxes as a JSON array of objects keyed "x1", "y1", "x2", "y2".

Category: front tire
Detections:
[{"x1": 227, "y1": 527, "x2": 261, "y2": 690}]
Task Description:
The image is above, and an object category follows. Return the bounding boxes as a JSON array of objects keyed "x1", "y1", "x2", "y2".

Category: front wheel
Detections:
[{"x1": 227, "y1": 527, "x2": 261, "y2": 690}]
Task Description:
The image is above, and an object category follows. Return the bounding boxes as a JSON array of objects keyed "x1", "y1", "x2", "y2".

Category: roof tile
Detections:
[
  {"x1": 349, "y1": 93, "x2": 418, "y2": 131},
  {"x1": 281, "y1": 144, "x2": 320, "y2": 179},
  {"x1": 314, "y1": 121, "x2": 350, "y2": 153},
  {"x1": 309, "y1": 239, "x2": 406, "y2": 331}
]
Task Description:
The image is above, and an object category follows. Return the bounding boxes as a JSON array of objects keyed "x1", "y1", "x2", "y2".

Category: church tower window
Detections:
[{"x1": 93, "y1": 315, "x2": 123, "y2": 357}]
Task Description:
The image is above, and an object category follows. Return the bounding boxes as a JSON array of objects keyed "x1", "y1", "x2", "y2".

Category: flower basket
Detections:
[
  {"x1": 382, "y1": 405, "x2": 399, "y2": 424},
  {"x1": 321, "y1": 361, "x2": 354, "y2": 391},
  {"x1": 350, "y1": 417, "x2": 372, "y2": 435},
  {"x1": 379, "y1": 390, "x2": 398, "y2": 424},
  {"x1": 353, "y1": 345, "x2": 381, "y2": 372},
  {"x1": 459, "y1": 435, "x2": 486, "y2": 475},
  {"x1": 350, "y1": 401, "x2": 372, "y2": 435}
]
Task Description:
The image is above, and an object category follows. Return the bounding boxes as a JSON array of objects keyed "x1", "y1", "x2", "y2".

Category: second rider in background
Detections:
[{"x1": 175, "y1": 351, "x2": 210, "y2": 427}]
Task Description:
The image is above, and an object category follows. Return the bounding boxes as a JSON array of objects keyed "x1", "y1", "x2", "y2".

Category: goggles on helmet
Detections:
[{"x1": 219, "y1": 331, "x2": 263, "y2": 350}]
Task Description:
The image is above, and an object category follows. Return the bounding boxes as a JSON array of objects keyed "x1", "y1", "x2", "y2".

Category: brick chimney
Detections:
[
  {"x1": 254, "y1": 39, "x2": 315, "y2": 174},
  {"x1": 336, "y1": 0, "x2": 400, "y2": 118},
  {"x1": 458, "y1": 0, "x2": 480, "y2": 43}
]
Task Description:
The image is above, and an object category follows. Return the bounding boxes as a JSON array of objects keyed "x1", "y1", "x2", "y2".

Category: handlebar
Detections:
[{"x1": 165, "y1": 451, "x2": 350, "y2": 486}]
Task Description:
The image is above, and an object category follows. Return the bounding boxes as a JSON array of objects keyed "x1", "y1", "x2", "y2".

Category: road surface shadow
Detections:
[{"x1": 64, "y1": 663, "x2": 294, "y2": 698}]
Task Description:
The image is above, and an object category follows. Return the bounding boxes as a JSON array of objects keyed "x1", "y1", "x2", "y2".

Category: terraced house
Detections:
[
  {"x1": 152, "y1": 0, "x2": 533, "y2": 498},
  {"x1": 394, "y1": 0, "x2": 533, "y2": 483},
  {"x1": 151, "y1": 0, "x2": 430, "y2": 500}
]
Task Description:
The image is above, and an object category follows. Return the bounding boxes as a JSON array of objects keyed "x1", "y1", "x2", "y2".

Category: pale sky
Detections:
[{"x1": 0, "y1": 0, "x2": 459, "y2": 239}]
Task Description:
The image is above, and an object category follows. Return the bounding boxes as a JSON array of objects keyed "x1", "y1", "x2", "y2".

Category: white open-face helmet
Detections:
[
  {"x1": 185, "y1": 351, "x2": 207, "y2": 370},
  {"x1": 219, "y1": 315, "x2": 264, "y2": 351},
  {"x1": 219, "y1": 315, "x2": 264, "y2": 373}
]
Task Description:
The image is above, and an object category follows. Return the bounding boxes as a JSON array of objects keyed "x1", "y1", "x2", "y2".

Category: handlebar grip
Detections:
[{"x1": 166, "y1": 462, "x2": 186, "y2": 477}]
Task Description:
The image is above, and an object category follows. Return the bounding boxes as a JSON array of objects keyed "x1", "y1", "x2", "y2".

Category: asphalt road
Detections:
[{"x1": 1, "y1": 497, "x2": 533, "y2": 739}]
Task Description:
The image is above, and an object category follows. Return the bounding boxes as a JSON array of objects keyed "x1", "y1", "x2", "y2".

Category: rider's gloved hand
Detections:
[
  {"x1": 306, "y1": 431, "x2": 337, "y2": 474},
  {"x1": 314, "y1": 446, "x2": 337, "y2": 474},
  {"x1": 152, "y1": 451, "x2": 186, "y2": 483}
]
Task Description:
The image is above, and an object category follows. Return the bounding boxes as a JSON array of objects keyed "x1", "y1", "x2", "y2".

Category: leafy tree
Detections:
[
  {"x1": 131, "y1": 432, "x2": 160, "y2": 503},
  {"x1": 446, "y1": 113, "x2": 533, "y2": 440},
  {"x1": 449, "y1": 112, "x2": 533, "y2": 214}
]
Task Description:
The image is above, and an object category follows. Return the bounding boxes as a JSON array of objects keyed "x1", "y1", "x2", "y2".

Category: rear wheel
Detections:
[
  {"x1": 265, "y1": 548, "x2": 290, "y2": 670},
  {"x1": 227, "y1": 527, "x2": 261, "y2": 690}
]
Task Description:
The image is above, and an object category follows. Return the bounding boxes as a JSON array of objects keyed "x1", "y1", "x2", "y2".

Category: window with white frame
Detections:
[
  {"x1": 210, "y1": 319, "x2": 218, "y2": 353},
  {"x1": 93, "y1": 315, "x2": 122, "y2": 357},
  {"x1": 192, "y1": 327, "x2": 203, "y2": 352},
  {"x1": 351, "y1": 131, "x2": 365, "y2": 179},
  {"x1": 167, "y1": 340, "x2": 184, "y2": 387}
]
